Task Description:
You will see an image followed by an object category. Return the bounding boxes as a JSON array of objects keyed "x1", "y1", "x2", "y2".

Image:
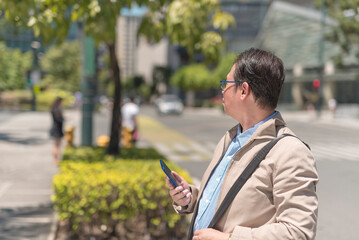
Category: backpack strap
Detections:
[{"x1": 208, "y1": 133, "x2": 306, "y2": 228}]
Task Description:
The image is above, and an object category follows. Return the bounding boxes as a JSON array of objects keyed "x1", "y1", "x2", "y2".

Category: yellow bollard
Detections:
[
  {"x1": 64, "y1": 125, "x2": 75, "y2": 147},
  {"x1": 121, "y1": 127, "x2": 133, "y2": 148},
  {"x1": 97, "y1": 135, "x2": 110, "y2": 147}
]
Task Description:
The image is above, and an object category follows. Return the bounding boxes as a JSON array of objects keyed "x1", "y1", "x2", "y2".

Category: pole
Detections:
[
  {"x1": 316, "y1": 0, "x2": 326, "y2": 117},
  {"x1": 79, "y1": 22, "x2": 96, "y2": 146},
  {"x1": 30, "y1": 40, "x2": 40, "y2": 111}
]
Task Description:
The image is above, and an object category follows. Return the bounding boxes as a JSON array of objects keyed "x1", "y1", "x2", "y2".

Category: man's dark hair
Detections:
[{"x1": 233, "y1": 48, "x2": 285, "y2": 109}]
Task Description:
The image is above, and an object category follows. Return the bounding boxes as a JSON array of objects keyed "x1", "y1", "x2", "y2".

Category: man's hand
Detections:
[
  {"x1": 193, "y1": 228, "x2": 230, "y2": 240},
  {"x1": 166, "y1": 171, "x2": 191, "y2": 206}
]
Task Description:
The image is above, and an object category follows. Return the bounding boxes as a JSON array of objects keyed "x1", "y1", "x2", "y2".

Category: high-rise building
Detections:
[
  {"x1": 116, "y1": 7, "x2": 144, "y2": 82},
  {"x1": 116, "y1": 6, "x2": 170, "y2": 88}
]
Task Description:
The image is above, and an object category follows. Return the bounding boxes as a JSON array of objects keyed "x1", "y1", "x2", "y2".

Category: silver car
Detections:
[{"x1": 155, "y1": 94, "x2": 184, "y2": 115}]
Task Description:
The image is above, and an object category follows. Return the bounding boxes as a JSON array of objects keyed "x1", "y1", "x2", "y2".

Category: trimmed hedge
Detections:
[
  {"x1": 0, "y1": 89, "x2": 74, "y2": 111},
  {"x1": 53, "y1": 147, "x2": 191, "y2": 239},
  {"x1": 62, "y1": 146, "x2": 165, "y2": 163}
]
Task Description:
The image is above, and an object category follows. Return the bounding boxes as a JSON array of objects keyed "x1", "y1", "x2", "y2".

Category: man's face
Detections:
[{"x1": 222, "y1": 64, "x2": 240, "y2": 116}]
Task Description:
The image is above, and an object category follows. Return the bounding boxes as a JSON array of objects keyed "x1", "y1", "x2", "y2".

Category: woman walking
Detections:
[{"x1": 50, "y1": 97, "x2": 64, "y2": 164}]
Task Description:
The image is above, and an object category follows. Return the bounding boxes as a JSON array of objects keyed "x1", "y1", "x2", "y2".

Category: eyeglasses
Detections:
[{"x1": 220, "y1": 80, "x2": 244, "y2": 91}]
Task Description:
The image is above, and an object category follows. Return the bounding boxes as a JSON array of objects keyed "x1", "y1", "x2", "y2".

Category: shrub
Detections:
[
  {"x1": 53, "y1": 147, "x2": 191, "y2": 239},
  {"x1": 0, "y1": 89, "x2": 74, "y2": 110},
  {"x1": 62, "y1": 147, "x2": 165, "y2": 163},
  {"x1": 36, "y1": 89, "x2": 75, "y2": 110}
]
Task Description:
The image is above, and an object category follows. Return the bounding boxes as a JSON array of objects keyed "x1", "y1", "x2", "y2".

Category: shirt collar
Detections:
[{"x1": 236, "y1": 111, "x2": 278, "y2": 147}]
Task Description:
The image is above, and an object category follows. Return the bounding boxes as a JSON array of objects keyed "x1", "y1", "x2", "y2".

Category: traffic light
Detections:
[{"x1": 313, "y1": 79, "x2": 320, "y2": 89}]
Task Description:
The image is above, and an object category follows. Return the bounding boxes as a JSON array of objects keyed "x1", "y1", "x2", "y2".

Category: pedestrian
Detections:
[
  {"x1": 50, "y1": 96, "x2": 64, "y2": 164},
  {"x1": 166, "y1": 48, "x2": 319, "y2": 240},
  {"x1": 74, "y1": 91, "x2": 82, "y2": 109},
  {"x1": 121, "y1": 96, "x2": 139, "y2": 148},
  {"x1": 328, "y1": 98, "x2": 337, "y2": 118}
]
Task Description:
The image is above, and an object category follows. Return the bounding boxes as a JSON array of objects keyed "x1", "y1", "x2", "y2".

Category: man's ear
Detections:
[{"x1": 241, "y1": 82, "x2": 250, "y2": 97}]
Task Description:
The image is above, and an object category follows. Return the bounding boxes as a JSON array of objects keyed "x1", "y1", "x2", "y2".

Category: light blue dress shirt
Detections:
[{"x1": 193, "y1": 111, "x2": 278, "y2": 232}]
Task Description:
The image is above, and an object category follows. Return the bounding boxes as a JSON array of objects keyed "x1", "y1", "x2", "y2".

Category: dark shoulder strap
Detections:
[{"x1": 208, "y1": 133, "x2": 305, "y2": 228}]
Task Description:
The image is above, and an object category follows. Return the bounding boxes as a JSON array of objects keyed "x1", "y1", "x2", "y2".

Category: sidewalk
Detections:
[
  {"x1": 0, "y1": 111, "x2": 58, "y2": 239},
  {"x1": 0, "y1": 110, "x2": 82, "y2": 240}
]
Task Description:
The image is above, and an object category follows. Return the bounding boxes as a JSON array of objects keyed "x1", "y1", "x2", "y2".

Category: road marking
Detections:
[
  {"x1": 0, "y1": 181, "x2": 12, "y2": 198},
  {"x1": 173, "y1": 143, "x2": 190, "y2": 153},
  {"x1": 190, "y1": 141, "x2": 213, "y2": 157},
  {"x1": 154, "y1": 143, "x2": 182, "y2": 162},
  {"x1": 312, "y1": 143, "x2": 359, "y2": 161},
  {"x1": 9, "y1": 189, "x2": 53, "y2": 195},
  {"x1": 11, "y1": 217, "x2": 53, "y2": 223},
  {"x1": 204, "y1": 141, "x2": 217, "y2": 152}
]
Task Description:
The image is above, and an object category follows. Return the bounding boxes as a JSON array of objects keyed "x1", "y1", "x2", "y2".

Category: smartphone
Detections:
[{"x1": 160, "y1": 159, "x2": 180, "y2": 187}]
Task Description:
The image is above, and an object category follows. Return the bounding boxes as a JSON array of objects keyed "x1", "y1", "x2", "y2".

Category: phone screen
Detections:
[{"x1": 160, "y1": 159, "x2": 180, "y2": 187}]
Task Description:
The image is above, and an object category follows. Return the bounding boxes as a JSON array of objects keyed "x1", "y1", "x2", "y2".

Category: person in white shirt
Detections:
[{"x1": 121, "y1": 96, "x2": 139, "y2": 147}]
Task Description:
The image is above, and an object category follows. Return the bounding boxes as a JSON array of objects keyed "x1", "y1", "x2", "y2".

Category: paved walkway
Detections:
[{"x1": 0, "y1": 111, "x2": 60, "y2": 240}]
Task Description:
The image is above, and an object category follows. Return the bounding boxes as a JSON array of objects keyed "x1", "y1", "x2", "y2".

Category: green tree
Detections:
[
  {"x1": 170, "y1": 63, "x2": 211, "y2": 106},
  {"x1": 0, "y1": 0, "x2": 172, "y2": 155},
  {"x1": 319, "y1": 0, "x2": 359, "y2": 62},
  {"x1": 211, "y1": 53, "x2": 237, "y2": 86},
  {"x1": 170, "y1": 64, "x2": 211, "y2": 91},
  {"x1": 40, "y1": 41, "x2": 81, "y2": 92},
  {"x1": 139, "y1": 0, "x2": 234, "y2": 105},
  {"x1": 0, "y1": 42, "x2": 32, "y2": 91},
  {"x1": 139, "y1": 0, "x2": 235, "y2": 64}
]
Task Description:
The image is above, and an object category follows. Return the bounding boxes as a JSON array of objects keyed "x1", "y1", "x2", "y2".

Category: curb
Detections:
[{"x1": 47, "y1": 213, "x2": 58, "y2": 240}]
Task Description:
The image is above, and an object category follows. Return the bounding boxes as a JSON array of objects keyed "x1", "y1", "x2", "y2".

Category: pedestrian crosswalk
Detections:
[
  {"x1": 153, "y1": 140, "x2": 216, "y2": 162},
  {"x1": 152, "y1": 140, "x2": 359, "y2": 163},
  {"x1": 311, "y1": 143, "x2": 359, "y2": 162}
]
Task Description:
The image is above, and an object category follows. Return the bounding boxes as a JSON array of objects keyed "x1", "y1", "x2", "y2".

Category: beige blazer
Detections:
[{"x1": 175, "y1": 112, "x2": 319, "y2": 240}]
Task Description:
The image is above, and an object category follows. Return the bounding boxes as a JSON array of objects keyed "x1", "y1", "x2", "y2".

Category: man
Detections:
[
  {"x1": 166, "y1": 48, "x2": 319, "y2": 240},
  {"x1": 121, "y1": 96, "x2": 139, "y2": 148}
]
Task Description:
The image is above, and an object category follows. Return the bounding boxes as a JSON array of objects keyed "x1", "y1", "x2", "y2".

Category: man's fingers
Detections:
[
  {"x1": 169, "y1": 186, "x2": 183, "y2": 197},
  {"x1": 165, "y1": 177, "x2": 176, "y2": 189},
  {"x1": 172, "y1": 188, "x2": 191, "y2": 202}
]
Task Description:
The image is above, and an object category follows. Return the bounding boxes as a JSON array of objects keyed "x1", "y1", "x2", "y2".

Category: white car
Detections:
[{"x1": 155, "y1": 95, "x2": 184, "y2": 115}]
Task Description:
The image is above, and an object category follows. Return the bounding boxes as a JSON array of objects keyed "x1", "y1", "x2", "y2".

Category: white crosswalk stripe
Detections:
[
  {"x1": 154, "y1": 139, "x2": 359, "y2": 163},
  {"x1": 311, "y1": 143, "x2": 359, "y2": 162},
  {"x1": 153, "y1": 141, "x2": 217, "y2": 162}
]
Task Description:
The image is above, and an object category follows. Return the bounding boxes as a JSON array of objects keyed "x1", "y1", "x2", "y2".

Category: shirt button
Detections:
[
  {"x1": 227, "y1": 156, "x2": 231, "y2": 159},
  {"x1": 206, "y1": 199, "x2": 209, "y2": 203},
  {"x1": 216, "y1": 177, "x2": 220, "y2": 182}
]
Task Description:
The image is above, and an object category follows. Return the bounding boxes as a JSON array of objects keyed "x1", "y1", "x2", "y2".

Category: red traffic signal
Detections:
[{"x1": 313, "y1": 79, "x2": 320, "y2": 88}]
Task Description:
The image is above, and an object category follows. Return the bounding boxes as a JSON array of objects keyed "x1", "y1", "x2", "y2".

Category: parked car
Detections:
[{"x1": 155, "y1": 94, "x2": 184, "y2": 115}]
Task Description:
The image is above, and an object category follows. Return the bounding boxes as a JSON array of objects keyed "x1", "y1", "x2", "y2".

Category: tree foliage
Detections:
[
  {"x1": 1, "y1": 0, "x2": 138, "y2": 44},
  {"x1": 171, "y1": 53, "x2": 237, "y2": 91},
  {"x1": 319, "y1": 0, "x2": 359, "y2": 60},
  {"x1": 0, "y1": 42, "x2": 32, "y2": 91},
  {"x1": 138, "y1": 0, "x2": 235, "y2": 63},
  {"x1": 170, "y1": 64, "x2": 211, "y2": 91},
  {"x1": 40, "y1": 41, "x2": 81, "y2": 92},
  {"x1": 211, "y1": 53, "x2": 237, "y2": 83},
  {"x1": 0, "y1": 0, "x2": 173, "y2": 155}
]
